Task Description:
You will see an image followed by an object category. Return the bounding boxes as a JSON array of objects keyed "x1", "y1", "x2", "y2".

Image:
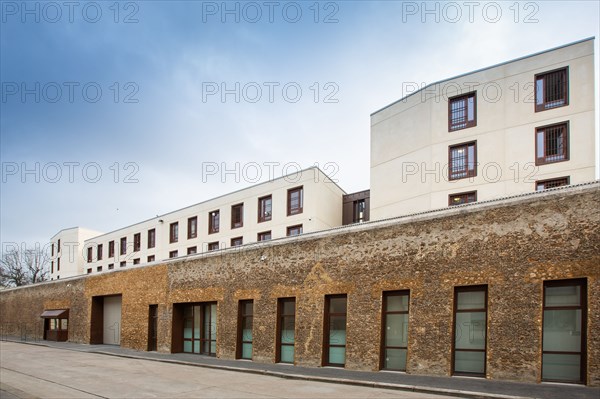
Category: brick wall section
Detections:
[{"x1": 1, "y1": 184, "x2": 598, "y2": 385}]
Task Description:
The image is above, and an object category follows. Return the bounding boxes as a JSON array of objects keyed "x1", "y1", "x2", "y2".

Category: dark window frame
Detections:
[
  {"x1": 257, "y1": 231, "x2": 271, "y2": 242},
  {"x1": 353, "y1": 199, "x2": 366, "y2": 223},
  {"x1": 181, "y1": 302, "x2": 218, "y2": 357},
  {"x1": 380, "y1": 290, "x2": 410, "y2": 371},
  {"x1": 231, "y1": 237, "x2": 243, "y2": 247},
  {"x1": 108, "y1": 263, "x2": 114, "y2": 270},
  {"x1": 236, "y1": 299, "x2": 254, "y2": 360},
  {"x1": 231, "y1": 203, "x2": 244, "y2": 229},
  {"x1": 209, "y1": 210, "x2": 220, "y2": 234},
  {"x1": 208, "y1": 242, "x2": 219, "y2": 251},
  {"x1": 147, "y1": 255, "x2": 155, "y2": 263},
  {"x1": 322, "y1": 294, "x2": 347, "y2": 367},
  {"x1": 170, "y1": 222, "x2": 179, "y2": 243},
  {"x1": 133, "y1": 233, "x2": 141, "y2": 252},
  {"x1": 120, "y1": 237, "x2": 127, "y2": 255},
  {"x1": 87, "y1": 247, "x2": 93, "y2": 263},
  {"x1": 287, "y1": 186, "x2": 303, "y2": 216},
  {"x1": 449, "y1": 141, "x2": 477, "y2": 181},
  {"x1": 133, "y1": 258, "x2": 140, "y2": 265},
  {"x1": 452, "y1": 285, "x2": 488, "y2": 377},
  {"x1": 449, "y1": 191, "x2": 478, "y2": 206},
  {"x1": 448, "y1": 91, "x2": 477, "y2": 131},
  {"x1": 169, "y1": 250, "x2": 178, "y2": 258},
  {"x1": 536, "y1": 176, "x2": 570, "y2": 191},
  {"x1": 187, "y1": 246, "x2": 197, "y2": 255},
  {"x1": 147, "y1": 229, "x2": 156, "y2": 249},
  {"x1": 276, "y1": 297, "x2": 296, "y2": 364},
  {"x1": 188, "y1": 216, "x2": 198, "y2": 239},
  {"x1": 535, "y1": 122, "x2": 569, "y2": 166},
  {"x1": 286, "y1": 224, "x2": 303, "y2": 237},
  {"x1": 120, "y1": 261, "x2": 126, "y2": 267},
  {"x1": 108, "y1": 241, "x2": 115, "y2": 258},
  {"x1": 258, "y1": 195, "x2": 272, "y2": 223},
  {"x1": 535, "y1": 67, "x2": 569, "y2": 112},
  {"x1": 97, "y1": 244, "x2": 103, "y2": 261}
]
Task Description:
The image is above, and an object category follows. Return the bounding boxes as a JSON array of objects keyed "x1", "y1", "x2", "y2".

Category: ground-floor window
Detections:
[
  {"x1": 237, "y1": 300, "x2": 253, "y2": 360},
  {"x1": 453, "y1": 285, "x2": 487, "y2": 376},
  {"x1": 276, "y1": 297, "x2": 296, "y2": 363},
  {"x1": 183, "y1": 302, "x2": 217, "y2": 356},
  {"x1": 381, "y1": 290, "x2": 409, "y2": 371},
  {"x1": 542, "y1": 279, "x2": 586, "y2": 384},
  {"x1": 323, "y1": 294, "x2": 347, "y2": 367}
]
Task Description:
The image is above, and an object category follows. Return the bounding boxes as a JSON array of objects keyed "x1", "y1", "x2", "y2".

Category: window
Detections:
[
  {"x1": 87, "y1": 268, "x2": 92, "y2": 274},
  {"x1": 449, "y1": 191, "x2": 477, "y2": 206},
  {"x1": 209, "y1": 210, "x2": 220, "y2": 234},
  {"x1": 237, "y1": 300, "x2": 254, "y2": 360},
  {"x1": 536, "y1": 177, "x2": 569, "y2": 191},
  {"x1": 323, "y1": 295, "x2": 347, "y2": 367},
  {"x1": 276, "y1": 298, "x2": 296, "y2": 364},
  {"x1": 148, "y1": 229, "x2": 156, "y2": 249},
  {"x1": 87, "y1": 247, "x2": 93, "y2": 263},
  {"x1": 258, "y1": 195, "x2": 272, "y2": 222},
  {"x1": 208, "y1": 242, "x2": 219, "y2": 251},
  {"x1": 182, "y1": 302, "x2": 217, "y2": 356},
  {"x1": 134, "y1": 233, "x2": 141, "y2": 252},
  {"x1": 108, "y1": 241, "x2": 115, "y2": 257},
  {"x1": 257, "y1": 231, "x2": 271, "y2": 242},
  {"x1": 57, "y1": 258, "x2": 60, "y2": 271},
  {"x1": 120, "y1": 237, "x2": 127, "y2": 255},
  {"x1": 449, "y1": 92, "x2": 476, "y2": 131},
  {"x1": 133, "y1": 258, "x2": 140, "y2": 265},
  {"x1": 287, "y1": 225, "x2": 303, "y2": 236},
  {"x1": 187, "y1": 246, "x2": 197, "y2": 255},
  {"x1": 231, "y1": 237, "x2": 243, "y2": 247},
  {"x1": 188, "y1": 217, "x2": 198, "y2": 239},
  {"x1": 58, "y1": 239, "x2": 61, "y2": 253},
  {"x1": 96, "y1": 266, "x2": 102, "y2": 272},
  {"x1": 449, "y1": 141, "x2": 477, "y2": 180},
  {"x1": 51, "y1": 261, "x2": 54, "y2": 274},
  {"x1": 353, "y1": 199, "x2": 366, "y2": 223},
  {"x1": 536, "y1": 122, "x2": 569, "y2": 165},
  {"x1": 97, "y1": 244, "x2": 103, "y2": 261},
  {"x1": 542, "y1": 279, "x2": 586, "y2": 383},
  {"x1": 170, "y1": 222, "x2": 179, "y2": 243},
  {"x1": 381, "y1": 291, "x2": 410, "y2": 371},
  {"x1": 231, "y1": 203, "x2": 243, "y2": 229},
  {"x1": 51, "y1": 243, "x2": 54, "y2": 257},
  {"x1": 287, "y1": 186, "x2": 303, "y2": 215},
  {"x1": 536, "y1": 67, "x2": 568, "y2": 112},
  {"x1": 453, "y1": 286, "x2": 487, "y2": 376},
  {"x1": 169, "y1": 250, "x2": 178, "y2": 258},
  {"x1": 108, "y1": 263, "x2": 114, "y2": 270},
  {"x1": 120, "y1": 261, "x2": 126, "y2": 267},
  {"x1": 147, "y1": 255, "x2": 155, "y2": 263}
]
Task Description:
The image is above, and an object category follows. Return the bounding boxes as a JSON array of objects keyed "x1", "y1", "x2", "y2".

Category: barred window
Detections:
[
  {"x1": 536, "y1": 177, "x2": 569, "y2": 191},
  {"x1": 449, "y1": 191, "x2": 477, "y2": 206},
  {"x1": 536, "y1": 122, "x2": 569, "y2": 165},
  {"x1": 449, "y1": 92, "x2": 476, "y2": 131},
  {"x1": 535, "y1": 68, "x2": 568, "y2": 112},
  {"x1": 449, "y1": 142, "x2": 477, "y2": 180}
]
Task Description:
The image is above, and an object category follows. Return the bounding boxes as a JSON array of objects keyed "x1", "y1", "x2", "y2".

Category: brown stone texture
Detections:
[{"x1": 1, "y1": 185, "x2": 598, "y2": 385}]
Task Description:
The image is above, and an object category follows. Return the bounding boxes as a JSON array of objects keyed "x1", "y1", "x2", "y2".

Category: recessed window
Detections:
[
  {"x1": 87, "y1": 268, "x2": 92, "y2": 274},
  {"x1": 453, "y1": 285, "x2": 487, "y2": 376},
  {"x1": 381, "y1": 291, "x2": 410, "y2": 371},
  {"x1": 449, "y1": 92, "x2": 476, "y2": 131},
  {"x1": 258, "y1": 195, "x2": 272, "y2": 222},
  {"x1": 536, "y1": 177, "x2": 569, "y2": 191},
  {"x1": 188, "y1": 216, "x2": 198, "y2": 239},
  {"x1": 120, "y1": 237, "x2": 127, "y2": 255},
  {"x1": 449, "y1": 191, "x2": 477, "y2": 206},
  {"x1": 58, "y1": 239, "x2": 61, "y2": 253},
  {"x1": 353, "y1": 199, "x2": 366, "y2": 223},
  {"x1": 231, "y1": 237, "x2": 243, "y2": 247},
  {"x1": 208, "y1": 242, "x2": 219, "y2": 251},
  {"x1": 323, "y1": 294, "x2": 347, "y2": 367},
  {"x1": 134, "y1": 233, "x2": 141, "y2": 252},
  {"x1": 120, "y1": 261, "x2": 126, "y2": 267},
  {"x1": 108, "y1": 263, "x2": 114, "y2": 270},
  {"x1": 147, "y1": 255, "x2": 155, "y2": 262},
  {"x1": 148, "y1": 229, "x2": 156, "y2": 249},
  {"x1": 287, "y1": 186, "x2": 303, "y2": 216},
  {"x1": 133, "y1": 258, "x2": 140, "y2": 265},
  {"x1": 209, "y1": 210, "x2": 220, "y2": 234},
  {"x1": 57, "y1": 258, "x2": 60, "y2": 271},
  {"x1": 257, "y1": 231, "x2": 271, "y2": 242},
  {"x1": 287, "y1": 225, "x2": 303, "y2": 236},
  {"x1": 170, "y1": 222, "x2": 179, "y2": 243},
  {"x1": 169, "y1": 250, "x2": 178, "y2": 258},
  {"x1": 536, "y1": 122, "x2": 569, "y2": 165},
  {"x1": 51, "y1": 261, "x2": 54, "y2": 274},
  {"x1": 231, "y1": 203, "x2": 244, "y2": 229},
  {"x1": 449, "y1": 141, "x2": 477, "y2": 180},
  {"x1": 187, "y1": 246, "x2": 197, "y2": 255},
  {"x1": 51, "y1": 243, "x2": 55, "y2": 257},
  {"x1": 108, "y1": 241, "x2": 115, "y2": 258},
  {"x1": 542, "y1": 279, "x2": 586, "y2": 383},
  {"x1": 276, "y1": 297, "x2": 296, "y2": 364},
  {"x1": 237, "y1": 300, "x2": 254, "y2": 360},
  {"x1": 97, "y1": 244, "x2": 103, "y2": 261},
  {"x1": 181, "y1": 302, "x2": 217, "y2": 356},
  {"x1": 535, "y1": 67, "x2": 568, "y2": 112},
  {"x1": 87, "y1": 247, "x2": 93, "y2": 263},
  {"x1": 96, "y1": 266, "x2": 102, "y2": 272}
]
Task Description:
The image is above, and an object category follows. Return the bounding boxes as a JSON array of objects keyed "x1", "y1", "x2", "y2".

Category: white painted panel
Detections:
[{"x1": 103, "y1": 296, "x2": 122, "y2": 345}]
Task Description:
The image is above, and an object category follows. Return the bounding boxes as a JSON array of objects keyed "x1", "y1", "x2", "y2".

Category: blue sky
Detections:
[{"x1": 1, "y1": 1, "x2": 599, "y2": 248}]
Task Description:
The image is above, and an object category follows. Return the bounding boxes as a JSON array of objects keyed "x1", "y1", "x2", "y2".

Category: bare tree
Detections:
[{"x1": 0, "y1": 247, "x2": 50, "y2": 288}]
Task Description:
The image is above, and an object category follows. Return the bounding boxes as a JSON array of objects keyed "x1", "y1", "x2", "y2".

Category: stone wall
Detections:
[{"x1": 1, "y1": 184, "x2": 599, "y2": 386}]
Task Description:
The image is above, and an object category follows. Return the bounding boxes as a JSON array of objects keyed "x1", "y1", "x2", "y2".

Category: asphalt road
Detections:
[{"x1": 0, "y1": 342, "x2": 457, "y2": 399}]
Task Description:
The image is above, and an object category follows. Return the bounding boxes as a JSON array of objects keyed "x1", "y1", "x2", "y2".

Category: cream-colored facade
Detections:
[
  {"x1": 50, "y1": 227, "x2": 103, "y2": 280},
  {"x1": 370, "y1": 38, "x2": 596, "y2": 219},
  {"x1": 51, "y1": 167, "x2": 345, "y2": 277}
]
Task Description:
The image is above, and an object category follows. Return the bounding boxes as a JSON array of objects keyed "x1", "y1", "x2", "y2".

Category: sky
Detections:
[{"x1": 1, "y1": 0, "x2": 599, "y2": 249}]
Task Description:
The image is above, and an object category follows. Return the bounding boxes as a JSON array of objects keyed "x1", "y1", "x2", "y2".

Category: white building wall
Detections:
[
  {"x1": 50, "y1": 227, "x2": 103, "y2": 280},
  {"x1": 370, "y1": 38, "x2": 596, "y2": 220}
]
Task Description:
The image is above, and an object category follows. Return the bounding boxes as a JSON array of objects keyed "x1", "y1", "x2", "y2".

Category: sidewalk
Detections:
[{"x1": 2, "y1": 337, "x2": 598, "y2": 399}]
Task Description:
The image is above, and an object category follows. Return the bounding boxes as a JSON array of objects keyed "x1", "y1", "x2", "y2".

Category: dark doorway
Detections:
[{"x1": 148, "y1": 305, "x2": 158, "y2": 351}]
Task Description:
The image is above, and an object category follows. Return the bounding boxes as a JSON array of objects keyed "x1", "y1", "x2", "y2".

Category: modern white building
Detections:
[
  {"x1": 370, "y1": 37, "x2": 596, "y2": 219},
  {"x1": 50, "y1": 227, "x2": 104, "y2": 279},
  {"x1": 50, "y1": 167, "x2": 346, "y2": 279}
]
